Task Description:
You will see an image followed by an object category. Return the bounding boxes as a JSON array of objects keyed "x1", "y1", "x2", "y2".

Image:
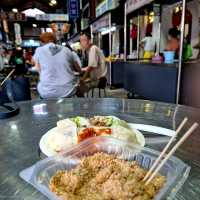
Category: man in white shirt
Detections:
[{"x1": 80, "y1": 32, "x2": 107, "y2": 90}]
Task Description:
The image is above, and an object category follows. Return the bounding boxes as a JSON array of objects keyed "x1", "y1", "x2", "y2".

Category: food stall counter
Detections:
[{"x1": 123, "y1": 61, "x2": 178, "y2": 103}]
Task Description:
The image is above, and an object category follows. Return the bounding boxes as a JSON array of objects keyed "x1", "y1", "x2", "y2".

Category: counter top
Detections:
[
  {"x1": 0, "y1": 98, "x2": 200, "y2": 199},
  {"x1": 107, "y1": 60, "x2": 178, "y2": 67}
]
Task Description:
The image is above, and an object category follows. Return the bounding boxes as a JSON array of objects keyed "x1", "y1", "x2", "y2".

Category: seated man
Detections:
[
  {"x1": 33, "y1": 32, "x2": 83, "y2": 99},
  {"x1": 80, "y1": 32, "x2": 107, "y2": 92}
]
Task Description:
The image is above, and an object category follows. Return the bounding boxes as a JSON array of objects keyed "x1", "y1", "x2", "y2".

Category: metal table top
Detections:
[{"x1": 0, "y1": 98, "x2": 200, "y2": 200}]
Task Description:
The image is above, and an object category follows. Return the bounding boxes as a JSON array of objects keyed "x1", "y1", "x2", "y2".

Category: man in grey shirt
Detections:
[{"x1": 33, "y1": 32, "x2": 82, "y2": 99}]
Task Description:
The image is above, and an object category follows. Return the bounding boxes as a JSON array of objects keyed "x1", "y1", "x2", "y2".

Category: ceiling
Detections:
[{"x1": 0, "y1": 0, "x2": 66, "y2": 13}]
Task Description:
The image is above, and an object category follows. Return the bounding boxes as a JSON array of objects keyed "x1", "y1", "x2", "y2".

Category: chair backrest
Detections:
[{"x1": 98, "y1": 77, "x2": 107, "y2": 89}]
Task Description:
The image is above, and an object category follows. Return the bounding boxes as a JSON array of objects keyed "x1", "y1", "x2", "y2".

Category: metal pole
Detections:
[
  {"x1": 176, "y1": 0, "x2": 186, "y2": 104},
  {"x1": 108, "y1": 12, "x2": 112, "y2": 86},
  {"x1": 109, "y1": 13, "x2": 112, "y2": 56},
  {"x1": 98, "y1": 32, "x2": 101, "y2": 48},
  {"x1": 90, "y1": 25, "x2": 93, "y2": 43},
  {"x1": 124, "y1": 2, "x2": 127, "y2": 61},
  {"x1": 157, "y1": 22, "x2": 161, "y2": 54},
  {"x1": 130, "y1": 19, "x2": 133, "y2": 55},
  {"x1": 136, "y1": 12, "x2": 140, "y2": 59},
  {"x1": 157, "y1": 4, "x2": 161, "y2": 54}
]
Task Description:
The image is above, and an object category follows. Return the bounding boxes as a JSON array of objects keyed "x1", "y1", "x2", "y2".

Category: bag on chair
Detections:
[{"x1": 0, "y1": 79, "x2": 20, "y2": 119}]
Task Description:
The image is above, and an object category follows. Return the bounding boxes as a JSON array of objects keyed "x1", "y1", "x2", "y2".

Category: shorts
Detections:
[{"x1": 143, "y1": 51, "x2": 154, "y2": 59}]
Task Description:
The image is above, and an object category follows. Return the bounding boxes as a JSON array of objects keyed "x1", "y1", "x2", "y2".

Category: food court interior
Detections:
[{"x1": 1, "y1": 0, "x2": 200, "y2": 200}]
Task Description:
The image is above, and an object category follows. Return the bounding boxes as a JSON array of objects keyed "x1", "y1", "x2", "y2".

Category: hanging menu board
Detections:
[
  {"x1": 36, "y1": 14, "x2": 69, "y2": 21},
  {"x1": 126, "y1": 0, "x2": 153, "y2": 14}
]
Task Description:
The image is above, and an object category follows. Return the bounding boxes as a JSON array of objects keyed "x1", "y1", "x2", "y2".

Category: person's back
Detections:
[
  {"x1": 142, "y1": 36, "x2": 155, "y2": 52},
  {"x1": 141, "y1": 33, "x2": 155, "y2": 59},
  {"x1": 33, "y1": 33, "x2": 78, "y2": 99}
]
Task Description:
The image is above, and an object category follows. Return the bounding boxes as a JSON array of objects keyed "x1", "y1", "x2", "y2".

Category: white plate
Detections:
[
  {"x1": 39, "y1": 124, "x2": 145, "y2": 157},
  {"x1": 40, "y1": 123, "x2": 175, "y2": 157}
]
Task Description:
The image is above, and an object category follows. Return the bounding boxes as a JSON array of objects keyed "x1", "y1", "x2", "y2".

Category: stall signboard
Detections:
[
  {"x1": 0, "y1": 12, "x2": 26, "y2": 21},
  {"x1": 92, "y1": 14, "x2": 110, "y2": 33},
  {"x1": 96, "y1": 0, "x2": 119, "y2": 17},
  {"x1": 36, "y1": 14, "x2": 69, "y2": 21},
  {"x1": 126, "y1": 0, "x2": 154, "y2": 14},
  {"x1": 68, "y1": 0, "x2": 80, "y2": 20}
]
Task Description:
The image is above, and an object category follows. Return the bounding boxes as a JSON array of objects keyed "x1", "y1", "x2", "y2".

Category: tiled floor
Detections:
[
  {"x1": 31, "y1": 87, "x2": 128, "y2": 100},
  {"x1": 86, "y1": 87, "x2": 128, "y2": 99}
]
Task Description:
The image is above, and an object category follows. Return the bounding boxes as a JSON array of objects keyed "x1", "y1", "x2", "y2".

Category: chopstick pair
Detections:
[{"x1": 143, "y1": 117, "x2": 198, "y2": 185}]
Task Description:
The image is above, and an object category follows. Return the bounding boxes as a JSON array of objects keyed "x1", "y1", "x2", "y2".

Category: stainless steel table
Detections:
[{"x1": 0, "y1": 98, "x2": 200, "y2": 200}]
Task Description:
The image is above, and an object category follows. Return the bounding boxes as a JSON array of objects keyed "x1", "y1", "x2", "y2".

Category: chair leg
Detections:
[
  {"x1": 92, "y1": 88, "x2": 94, "y2": 97},
  {"x1": 104, "y1": 89, "x2": 106, "y2": 97},
  {"x1": 99, "y1": 89, "x2": 101, "y2": 97}
]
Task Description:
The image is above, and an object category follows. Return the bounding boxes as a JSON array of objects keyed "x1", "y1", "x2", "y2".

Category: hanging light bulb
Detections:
[{"x1": 51, "y1": 0, "x2": 57, "y2": 5}]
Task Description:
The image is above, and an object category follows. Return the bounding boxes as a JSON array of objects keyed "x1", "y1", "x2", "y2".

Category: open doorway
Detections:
[{"x1": 101, "y1": 33, "x2": 109, "y2": 57}]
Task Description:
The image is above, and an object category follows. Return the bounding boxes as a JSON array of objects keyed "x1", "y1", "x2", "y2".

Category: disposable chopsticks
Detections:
[
  {"x1": 145, "y1": 121, "x2": 198, "y2": 185},
  {"x1": 143, "y1": 117, "x2": 188, "y2": 182}
]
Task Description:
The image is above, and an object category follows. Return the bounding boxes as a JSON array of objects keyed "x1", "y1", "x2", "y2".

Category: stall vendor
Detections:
[{"x1": 165, "y1": 28, "x2": 180, "y2": 57}]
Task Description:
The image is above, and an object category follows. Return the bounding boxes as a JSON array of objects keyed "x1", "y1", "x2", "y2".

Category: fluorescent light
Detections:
[
  {"x1": 51, "y1": 0, "x2": 57, "y2": 5},
  {"x1": 49, "y1": 2, "x2": 54, "y2": 6},
  {"x1": 12, "y1": 8, "x2": 18, "y2": 13},
  {"x1": 22, "y1": 8, "x2": 45, "y2": 17},
  {"x1": 101, "y1": 26, "x2": 116, "y2": 35},
  {"x1": 32, "y1": 24, "x2": 37, "y2": 28}
]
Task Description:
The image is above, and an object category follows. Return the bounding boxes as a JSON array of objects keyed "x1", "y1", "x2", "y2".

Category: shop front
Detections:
[{"x1": 123, "y1": 0, "x2": 200, "y2": 104}]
